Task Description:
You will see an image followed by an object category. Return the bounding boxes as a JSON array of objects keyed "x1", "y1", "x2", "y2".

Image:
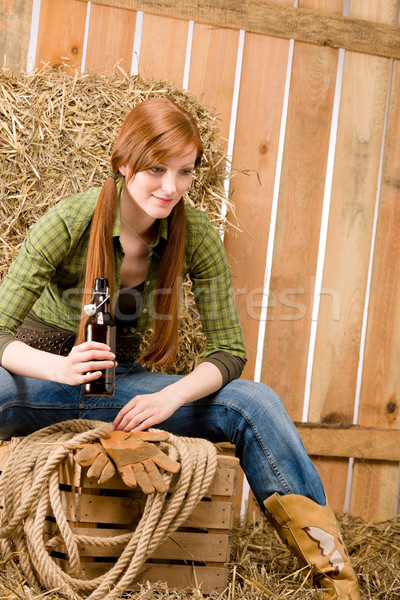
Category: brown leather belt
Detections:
[{"x1": 15, "y1": 327, "x2": 140, "y2": 363}]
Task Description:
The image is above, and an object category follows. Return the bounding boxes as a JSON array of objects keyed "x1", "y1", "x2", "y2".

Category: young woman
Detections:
[{"x1": 0, "y1": 98, "x2": 359, "y2": 599}]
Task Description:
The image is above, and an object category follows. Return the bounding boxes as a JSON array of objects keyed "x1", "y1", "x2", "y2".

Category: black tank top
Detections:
[{"x1": 114, "y1": 281, "x2": 145, "y2": 332}]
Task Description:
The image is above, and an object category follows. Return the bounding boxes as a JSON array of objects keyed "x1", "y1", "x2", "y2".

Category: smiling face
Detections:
[{"x1": 119, "y1": 146, "x2": 197, "y2": 223}]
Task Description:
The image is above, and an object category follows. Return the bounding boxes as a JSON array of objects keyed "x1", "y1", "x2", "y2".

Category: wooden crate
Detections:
[
  {"x1": 0, "y1": 440, "x2": 15, "y2": 473},
  {"x1": 0, "y1": 441, "x2": 239, "y2": 594}
]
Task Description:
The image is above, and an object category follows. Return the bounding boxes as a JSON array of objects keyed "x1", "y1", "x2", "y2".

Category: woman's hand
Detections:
[
  {"x1": 113, "y1": 388, "x2": 184, "y2": 432},
  {"x1": 60, "y1": 341, "x2": 116, "y2": 386},
  {"x1": 1, "y1": 339, "x2": 116, "y2": 384},
  {"x1": 113, "y1": 361, "x2": 225, "y2": 432}
]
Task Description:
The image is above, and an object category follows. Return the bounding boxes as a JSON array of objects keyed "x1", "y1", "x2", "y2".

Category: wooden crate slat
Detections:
[
  {"x1": 0, "y1": 438, "x2": 23, "y2": 510},
  {"x1": 183, "y1": 500, "x2": 234, "y2": 530},
  {"x1": 84, "y1": 0, "x2": 400, "y2": 59},
  {"x1": 136, "y1": 563, "x2": 228, "y2": 594},
  {"x1": 54, "y1": 558, "x2": 228, "y2": 593},
  {"x1": 62, "y1": 453, "x2": 239, "y2": 497},
  {"x1": 216, "y1": 445, "x2": 244, "y2": 520},
  {"x1": 141, "y1": 530, "x2": 230, "y2": 561},
  {"x1": 60, "y1": 491, "x2": 234, "y2": 529},
  {"x1": 0, "y1": 440, "x2": 15, "y2": 472},
  {"x1": 59, "y1": 451, "x2": 83, "y2": 488},
  {"x1": 55, "y1": 496, "x2": 234, "y2": 530},
  {"x1": 60, "y1": 490, "x2": 143, "y2": 524},
  {"x1": 203, "y1": 455, "x2": 239, "y2": 497},
  {"x1": 45, "y1": 528, "x2": 230, "y2": 561}
]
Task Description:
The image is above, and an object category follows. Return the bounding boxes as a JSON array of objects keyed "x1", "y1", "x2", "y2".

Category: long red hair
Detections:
[{"x1": 77, "y1": 98, "x2": 203, "y2": 368}]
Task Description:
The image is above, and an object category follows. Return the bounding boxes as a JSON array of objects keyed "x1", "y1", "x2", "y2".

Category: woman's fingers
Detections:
[
  {"x1": 73, "y1": 342, "x2": 115, "y2": 360},
  {"x1": 81, "y1": 370, "x2": 103, "y2": 382},
  {"x1": 81, "y1": 358, "x2": 115, "y2": 370},
  {"x1": 65, "y1": 341, "x2": 116, "y2": 384},
  {"x1": 112, "y1": 401, "x2": 133, "y2": 430},
  {"x1": 71, "y1": 343, "x2": 115, "y2": 367},
  {"x1": 75, "y1": 341, "x2": 112, "y2": 352},
  {"x1": 113, "y1": 391, "x2": 179, "y2": 432}
]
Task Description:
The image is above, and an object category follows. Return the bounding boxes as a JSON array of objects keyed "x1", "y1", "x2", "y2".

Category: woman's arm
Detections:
[
  {"x1": 112, "y1": 360, "x2": 223, "y2": 432},
  {"x1": 2, "y1": 339, "x2": 116, "y2": 385}
]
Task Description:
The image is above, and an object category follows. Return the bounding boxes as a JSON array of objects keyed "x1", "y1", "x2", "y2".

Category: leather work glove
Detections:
[
  {"x1": 73, "y1": 442, "x2": 117, "y2": 483},
  {"x1": 73, "y1": 430, "x2": 180, "y2": 494}
]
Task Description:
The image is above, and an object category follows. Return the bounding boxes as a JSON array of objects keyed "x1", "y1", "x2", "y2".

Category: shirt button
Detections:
[
  {"x1": 142, "y1": 308, "x2": 148, "y2": 314},
  {"x1": 122, "y1": 327, "x2": 128, "y2": 334},
  {"x1": 146, "y1": 280, "x2": 150, "y2": 286}
]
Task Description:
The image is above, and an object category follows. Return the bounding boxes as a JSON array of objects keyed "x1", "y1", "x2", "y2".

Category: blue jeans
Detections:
[{"x1": 0, "y1": 362, "x2": 326, "y2": 508}]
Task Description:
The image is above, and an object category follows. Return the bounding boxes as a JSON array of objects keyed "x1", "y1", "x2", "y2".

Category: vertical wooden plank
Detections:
[
  {"x1": 188, "y1": 24, "x2": 240, "y2": 141},
  {"x1": 224, "y1": 1, "x2": 293, "y2": 379},
  {"x1": 260, "y1": 0, "x2": 343, "y2": 423},
  {"x1": 216, "y1": 443, "x2": 244, "y2": 520},
  {"x1": 85, "y1": 3, "x2": 136, "y2": 74},
  {"x1": 138, "y1": 14, "x2": 188, "y2": 86},
  {"x1": 349, "y1": 58, "x2": 400, "y2": 521},
  {"x1": 307, "y1": 0, "x2": 397, "y2": 514},
  {"x1": 35, "y1": 0, "x2": 88, "y2": 70},
  {"x1": 309, "y1": 1, "x2": 397, "y2": 425},
  {"x1": 350, "y1": 460, "x2": 398, "y2": 521},
  {"x1": 0, "y1": 0, "x2": 33, "y2": 69},
  {"x1": 310, "y1": 455, "x2": 349, "y2": 505}
]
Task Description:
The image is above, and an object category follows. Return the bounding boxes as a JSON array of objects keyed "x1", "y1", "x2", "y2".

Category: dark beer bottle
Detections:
[{"x1": 83, "y1": 278, "x2": 116, "y2": 397}]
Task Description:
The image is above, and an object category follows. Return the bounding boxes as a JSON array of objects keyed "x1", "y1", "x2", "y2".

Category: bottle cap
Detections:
[
  {"x1": 94, "y1": 278, "x2": 109, "y2": 293},
  {"x1": 84, "y1": 303, "x2": 97, "y2": 316}
]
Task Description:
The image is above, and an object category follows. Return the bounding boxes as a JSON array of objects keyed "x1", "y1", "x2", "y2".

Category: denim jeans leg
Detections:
[
  {"x1": 0, "y1": 362, "x2": 326, "y2": 509},
  {"x1": 83, "y1": 364, "x2": 326, "y2": 508},
  {"x1": 0, "y1": 367, "x2": 81, "y2": 438},
  {"x1": 0, "y1": 363, "x2": 156, "y2": 438},
  {"x1": 161, "y1": 378, "x2": 326, "y2": 508}
]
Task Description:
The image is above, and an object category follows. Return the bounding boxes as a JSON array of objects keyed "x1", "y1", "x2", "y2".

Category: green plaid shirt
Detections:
[{"x1": 0, "y1": 187, "x2": 246, "y2": 361}]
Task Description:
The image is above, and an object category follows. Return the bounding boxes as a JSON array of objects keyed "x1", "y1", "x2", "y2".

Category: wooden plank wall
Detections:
[{"x1": 1, "y1": 0, "x2": 400, "y2": 522}]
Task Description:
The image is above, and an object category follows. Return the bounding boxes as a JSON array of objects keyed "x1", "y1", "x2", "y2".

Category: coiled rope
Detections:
[{"x1": 0, "y1": 420, "x2": 218, "y2": 600}]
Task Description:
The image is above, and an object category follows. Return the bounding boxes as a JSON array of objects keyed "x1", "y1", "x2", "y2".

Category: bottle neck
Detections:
[{"x1": 93, "y1": 292, "x2": 110, "y2": 313}]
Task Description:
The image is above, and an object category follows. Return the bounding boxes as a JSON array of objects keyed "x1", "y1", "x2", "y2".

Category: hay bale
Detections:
[{"x1": 0, "y1": 67, "x2": 235, "y2": 373}]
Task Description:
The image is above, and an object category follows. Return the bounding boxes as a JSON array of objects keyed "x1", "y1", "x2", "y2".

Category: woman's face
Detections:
[{"x1": 119, "y1": 147, "x2": 197, "y2": 221}]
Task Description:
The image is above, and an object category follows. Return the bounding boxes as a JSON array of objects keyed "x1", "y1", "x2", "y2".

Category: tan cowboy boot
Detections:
[{"x1": 264, "y1": 493, "x2": 360, "y2": 599}]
